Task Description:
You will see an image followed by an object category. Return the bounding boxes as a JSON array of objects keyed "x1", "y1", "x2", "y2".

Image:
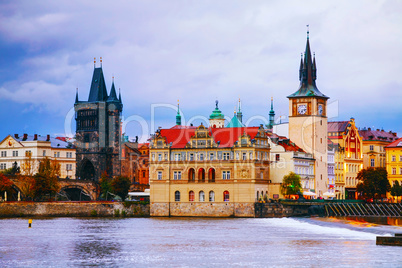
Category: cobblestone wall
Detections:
[{"x1": 0, "y1": 202, "x2": 149, "y2": 218}]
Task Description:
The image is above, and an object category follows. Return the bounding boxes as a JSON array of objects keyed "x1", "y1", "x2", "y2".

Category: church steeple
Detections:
[
  {"x1": 236, "y1": 98, "x2": 243, "y2": 123},
  {"x1": 176, "y1": 100, "x2": 181, "y2": 126},
  {"x1": 288, "y1": 27, "x2": 328, "y2": 99}
]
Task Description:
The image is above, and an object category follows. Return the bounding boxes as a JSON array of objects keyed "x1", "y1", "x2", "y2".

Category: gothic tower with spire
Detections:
[
  {"x1": 288, "y1": 29, "x2": 329, "y2": 197},
  {"x1": 74, "y1": 59, "x2": 123, "y2": 181}
]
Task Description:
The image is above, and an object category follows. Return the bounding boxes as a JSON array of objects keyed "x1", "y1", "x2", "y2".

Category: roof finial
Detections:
[
  {"x1": 306, "y1": 24, "x2": 309, "y2": 39},
  {"x1": 234, "y1": 106, "x2": 236, "y2": 115},
  {"x1": 112, "y1": 75, "x2": 114, "y2": 83},
  {"x1": 100, "y1": 57, "x2": 102, "y2": 67},
  {"x1": 215, "y1": 100, "x2": 219, "y2": 108},
  {"x1": 94, "y1": 57, "x2": 96, "y2": 68}
]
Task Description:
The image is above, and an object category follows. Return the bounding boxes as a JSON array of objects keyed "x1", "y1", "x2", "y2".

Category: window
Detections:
[
  {"x1": 249, "y1": 152, "x2": 252, "y2": 159},
  {"x1": 190, "y1": 153, "x2": 194, "y2": 161},
  {"x1": 222, "y1": 171, "x2": 231, "y2": 180},
  {"x1": 175, "y1": 191, "x2": 180, "y2": 202},
  {"x1": 43, "y1": 150, "x2": 46, "y2": 156},
  {"x1": 370, "y1": 159, "x2": 375, "y2": 167},
  {"x1": 223, "y1": 152, "x2": 230, "y2": 160},
  {"x1": 66, "y1": 164, "x2": 72, "y2": 171},
  {"x1": 199, "y1": 153, "x2": 204, "y2": 161},
  {"x1": 54, "y1": 152, "x2": 57, "y2": 158},
  {"x1": 188, "y1": 168, "x2": 195, "y2": 182},
  {"x1": 210, "y1": 153, "x2": 214, "y2": 160},
  {"x1": 142, "y1": 171, "x2": 146, "y2": 177},
  {"x1": 369, "y1": 145, "x2": 374, "y2": 151},
  {"x1": 158, "y1": 154, "x2": 162, "y2": 161},
  {"x1": 276, "y1": 154, "x2": 280, "y2": 161},
  {"x1": 174, "y1": 154, "x2": 180, "y2": 161},
  {"x1": 0, "y1": 163, "x2": 6, "y2": 170},
  {"x1": 152, "y1": 153, "x2": 155, "y2": 161},
  {"x1": 66, "y1": 152, "x2": 72, "y2": 158},
  {"x1": 199, "y1": 191, "x2": 205, "y2": 202},
  {"x1": 400, "y1": 155, "x2": 402, "y2": 162},
  {"x1": 209, "y1": 191, "x2": 215, "y2": 202},
  {"x1": 157, "y1": 171, "x2": 162, "y2": 180},
  {"x1": 174, "y1": 171, "x2": 181, "y2": 180},
  {"x1": 223, "y1": 191, "x2": 230, "y2": 202},
  {"x1": 189, "y1": 191, "x2": 195, "y2": 202},
  {"x1": 0, "y1": 151, "x2": 6, "y2": 157},
  {"x1": 392, "y1": 168, "x2": 396, "y2": 175},
  {"x1": 242, "y1": 152, "x2": 247, "y2": 160},
  {"x1": 25, "y1": 150, "x2": 32, "y2": 157},
  {"x1": 392, "y1": 155, "x2": 396, "y2": 162}
]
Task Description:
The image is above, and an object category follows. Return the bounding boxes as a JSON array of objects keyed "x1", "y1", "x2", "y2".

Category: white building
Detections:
[{"x1": 0, "y1": 134, "x2": 76, "y2": 179}]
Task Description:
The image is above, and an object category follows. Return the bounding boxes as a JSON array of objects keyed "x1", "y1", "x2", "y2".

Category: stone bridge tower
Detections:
[{"x1": 74, "y1": 59, "x2": 123, "y2": 181}]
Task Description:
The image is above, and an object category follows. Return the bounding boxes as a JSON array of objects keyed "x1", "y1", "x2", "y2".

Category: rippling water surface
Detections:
[{"x1": 0, "y1": 217, "x2": 401, "y2": 267}]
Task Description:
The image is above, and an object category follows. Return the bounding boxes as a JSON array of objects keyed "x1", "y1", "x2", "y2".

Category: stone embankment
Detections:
[{"x1": 0, "y1": 201, "x2": 150, "y2": 218}]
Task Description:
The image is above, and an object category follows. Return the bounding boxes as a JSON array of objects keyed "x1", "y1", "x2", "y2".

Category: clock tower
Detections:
[{"x1": 288, "y1": 30, "x2": 329, "y2": 197}]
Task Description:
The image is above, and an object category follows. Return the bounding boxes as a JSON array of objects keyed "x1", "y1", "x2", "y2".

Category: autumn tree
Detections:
[
  {"x1": 21, "y1": 154, "x2": 36, "y2": 176},
  {"x1": 281, "y1": 172, "x2": 302, "y2": 198},
  {"x1": 0, "y1": 173, "x2": 14, "y2": 193},
  {"x1": 111, "y1": 176, "x2": 131, "y2": 201},
  {"x1": 390, "y1": 180, "x2": 402, "y2": 203},
  {"x1": 356, "y1": 167, "x2": 390, "y2": 201},
  {"x1": 32, "y1": 157, "x2": 61, "y2": 201}
]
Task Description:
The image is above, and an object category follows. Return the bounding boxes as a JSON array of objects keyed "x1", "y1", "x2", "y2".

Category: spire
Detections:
[
  {"x1": 118, "y1": 88, "x2": 122, "y2": 103},
  {"x1": 288, "y1": 26, "x2": 328, "y2": 99},
  {"x1": 88, "y1": 62, "x2": 108, "y2": 102},
  {"x1": 236, "y1": 98, "x2": 243, "y2": 123},
  {"x1": 267, "y1": 97, "x2": 275, "y2": 129},
  {"x1": 176, "y1": 100, "x2": 181, "y2": 126},
  {"x1": 75, "y1": 88, "x2": 79, "y2": 103},
  {"x1": 107, "y1": 76, "x2": 118, "y2": 102}
]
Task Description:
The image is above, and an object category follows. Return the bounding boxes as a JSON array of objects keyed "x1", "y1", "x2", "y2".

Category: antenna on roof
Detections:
[
  {"x1": 100, "y1": 57, "x2": 102, "y2": 67},
  {"x1": 94, "y1": 57, "x2": 96, "y2": 68}
]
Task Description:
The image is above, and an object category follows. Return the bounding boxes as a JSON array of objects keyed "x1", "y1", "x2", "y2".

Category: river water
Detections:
[{"x1": 0, "y1": 217, "x2": 401, "y2": 267}]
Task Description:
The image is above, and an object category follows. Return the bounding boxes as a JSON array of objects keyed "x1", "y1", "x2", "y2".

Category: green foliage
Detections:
[
  {"x1": 111, "y1": 176, "x2": 131, "y2": 201},
  {"x1": 100, "y1": 172, "x2": 112, "y2": 200},
  {"x1": 356, "y1": 167, "x2": 390, "y2": 200},
  {"x1": 390, "y1": 180, "x2": 402, "y2": 202},
  {"x1": 0, "y1": 173, "x2": 14, "y2": 192},
  {"x1": 32, "y1": 158, "x2": 60, "y2": 201},
  {"x1": 281, "y1": 172, "x2": 302, "y2": 197},
  {"x1": 90, "y1": 210, "x2": 98, "y2": 217},
  {"x1": 114, "y1": 209, "x2": 120, "y2": 217},
  {"x1": 121, "y1": 210, "x2": 127, "y2": 217},
  {"x1": 3, "y1": 162, "x2": 20, "y2": 176}
]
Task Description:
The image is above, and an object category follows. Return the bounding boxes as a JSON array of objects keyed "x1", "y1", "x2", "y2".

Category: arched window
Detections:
[
  {"x1": 189, "y1": 190, "x2": 195, "y2": 202},
  {"x1": 209, "y1": 191, "x2": 215, "y2": 202},
  {"x1": 256, "y1": 191, "x2": 259, "y2": 200},
  {"x1": 223, "y1": 191, "x2": 230, "y2": 202},
  {"x1": 199, "y1": 191, "x2": 205, "y2": 202},
  {"x1": 208, "y1": 168, "x2": 215, "y2": 182},
  {"x1": 175, "y1": 191, "x2": 180, "y2": 202},
  {"x1": 188, "y1": 168, "x2": 195, "y2": 182},
  {"x1": 198, "y1": 168, "x2": 205, "y2": 182}
]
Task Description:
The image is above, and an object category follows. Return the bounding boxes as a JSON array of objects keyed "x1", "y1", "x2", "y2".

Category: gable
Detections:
[{"x1": 0, "y1": 135, "x2": 24, "y2": 149}]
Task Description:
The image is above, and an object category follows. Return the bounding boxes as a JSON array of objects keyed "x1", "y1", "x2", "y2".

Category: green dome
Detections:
[{"x1": 209, "y1": 100, "x2": 224, "y2": 119}]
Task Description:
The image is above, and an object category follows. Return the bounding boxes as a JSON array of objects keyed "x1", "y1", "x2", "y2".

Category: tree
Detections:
[
  {"x1": 281, "y1": 172, "x2": 302, "y2": 197},
  {"x1": 0, "y1": 173, "x2": 14, "y2": 193},
  {"x1": 18, "y1": 175, "x2": 35, "y2": 201},
  {"x1": 390, "y1": 180, "x2": 402, "y2": 203},
  {"x1": 32, "y1": 157, "x2": 61, "y2": 201},
  {"x1": 356, "y1": 167, "x2": 390, "y2": 201},
  {"x1": 100, "y1": 171, "x2": 113, "y2": 200},
  {"x1": 21, "y1": 154, "x2": 36, "y2": 176},
  {"x1": 111, "y1": 176, "x2": 131, "y2": 201},
  {"x1": 3, "y1": 161, "x2": 20, "y2": 176}
]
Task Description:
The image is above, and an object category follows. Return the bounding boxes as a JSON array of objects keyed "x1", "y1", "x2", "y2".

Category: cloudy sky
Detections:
[{"x1": 0, "y1": 0, "x2": 401, "y2": 141}]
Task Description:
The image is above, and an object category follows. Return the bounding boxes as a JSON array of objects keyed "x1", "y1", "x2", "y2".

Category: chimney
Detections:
[
  {"x1": 34, "y1": 134, "x2": 38, "y2": 140},
  {"x1": 14, "y1": 134, "x2": 19, "y2": 139},
  {"x1": 46, "y1": 135, "x2": 50, "y2": 141},
  {"x1": 23, "y1": 133, "x2": 28, "y2": 141},
  {"x1": 368, "y1": 127, "x2": 371, "y2": 131},
  {"x1": 376, "y1": 129, "x2": 380, "y2": 131}
]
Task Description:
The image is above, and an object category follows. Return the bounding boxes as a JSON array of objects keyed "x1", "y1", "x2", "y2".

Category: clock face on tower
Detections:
[
  {"x1": 297, "y1": 104, "x2": 307, "y2": 115},
  {"x1": 318, "y1": 104, "x2": 323, "y2": 115}
]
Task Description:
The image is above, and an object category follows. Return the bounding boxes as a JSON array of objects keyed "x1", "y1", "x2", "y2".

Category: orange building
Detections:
[{"x1": 137, "y1": 143, "x2": 150, "y2": 187}]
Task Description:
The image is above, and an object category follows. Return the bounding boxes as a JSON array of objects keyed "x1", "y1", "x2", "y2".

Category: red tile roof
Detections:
[
  {"x1": 386, "y1": 137, "x2": 402, "y2": 148},
  {"x1": 158, "y1": 127, "x2": 261, "y2": 148},
  {"x1": 358, "y1": 129, "x2": 398, "y2": 142}
]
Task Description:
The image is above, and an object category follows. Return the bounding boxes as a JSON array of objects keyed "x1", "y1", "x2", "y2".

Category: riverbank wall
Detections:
[{"x1": 0, "y1": 201, "x2": 150, "y2": 218}]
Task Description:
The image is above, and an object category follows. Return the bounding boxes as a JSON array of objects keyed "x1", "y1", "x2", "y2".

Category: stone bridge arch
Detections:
[{"x1": 59, "y1": 179, "x2": 99, "y2": 201}]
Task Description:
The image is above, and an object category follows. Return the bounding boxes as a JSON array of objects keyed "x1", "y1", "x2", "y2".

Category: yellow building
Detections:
[
  {"x1": 0, "y1": 134, "x2": 76, "y2": 179},
  {"x1": 386, "y1": 137, "x2": 402, "y2": 189},
  {"x1": 359, "y1": 128, "x2": 398, "y2": 169},
  {"x1": 150, "y1": 104, "x2": 272, "y2": 217},
  {"x1": 328, "y1": 119, "x2": 363, "y2": 199},
  {"x1": 287, "y1": 31, "x2": 329, "y2": 198}
]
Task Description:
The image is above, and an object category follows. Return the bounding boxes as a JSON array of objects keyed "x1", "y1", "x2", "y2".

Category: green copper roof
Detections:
[
  {"x1": 226, "y1": 114, "x2": 245, "y2": 128},
  {"x1": 209, "y1": 100, "x2": 224, "y2": 119}
]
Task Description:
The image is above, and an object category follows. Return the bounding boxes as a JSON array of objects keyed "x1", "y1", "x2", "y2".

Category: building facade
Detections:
[
  {"x1": 74, "y1": 63, "x2": 123, "y2": 181},
  {"x1": 150, "y1": 115, "x2": 272, "y2": 217},
  {"x1": 288, "y1": 31, "x2": 329, "y2": 197},
  {"x1": 359, "y1": 128, "x2": 398, "y2": 169},
  {"x1": 386, "y1": 137, "x2": 402, "y2": 192},
  {"x1": 0, "y1": 134, "x2": 76, "y2": 179},
  {"x1": 328, "y1": 119, "x2": 363, "y2": 199}
]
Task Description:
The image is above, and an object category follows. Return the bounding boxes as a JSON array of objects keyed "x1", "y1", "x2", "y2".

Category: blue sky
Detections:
[{"x1": 1, "y1": 0, "x2": 401, "y2": 141}]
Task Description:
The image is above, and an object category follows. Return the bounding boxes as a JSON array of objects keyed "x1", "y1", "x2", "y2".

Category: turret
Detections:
[{"x1": 176, "y1": 100, "x2": 181, "y2": 126}]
